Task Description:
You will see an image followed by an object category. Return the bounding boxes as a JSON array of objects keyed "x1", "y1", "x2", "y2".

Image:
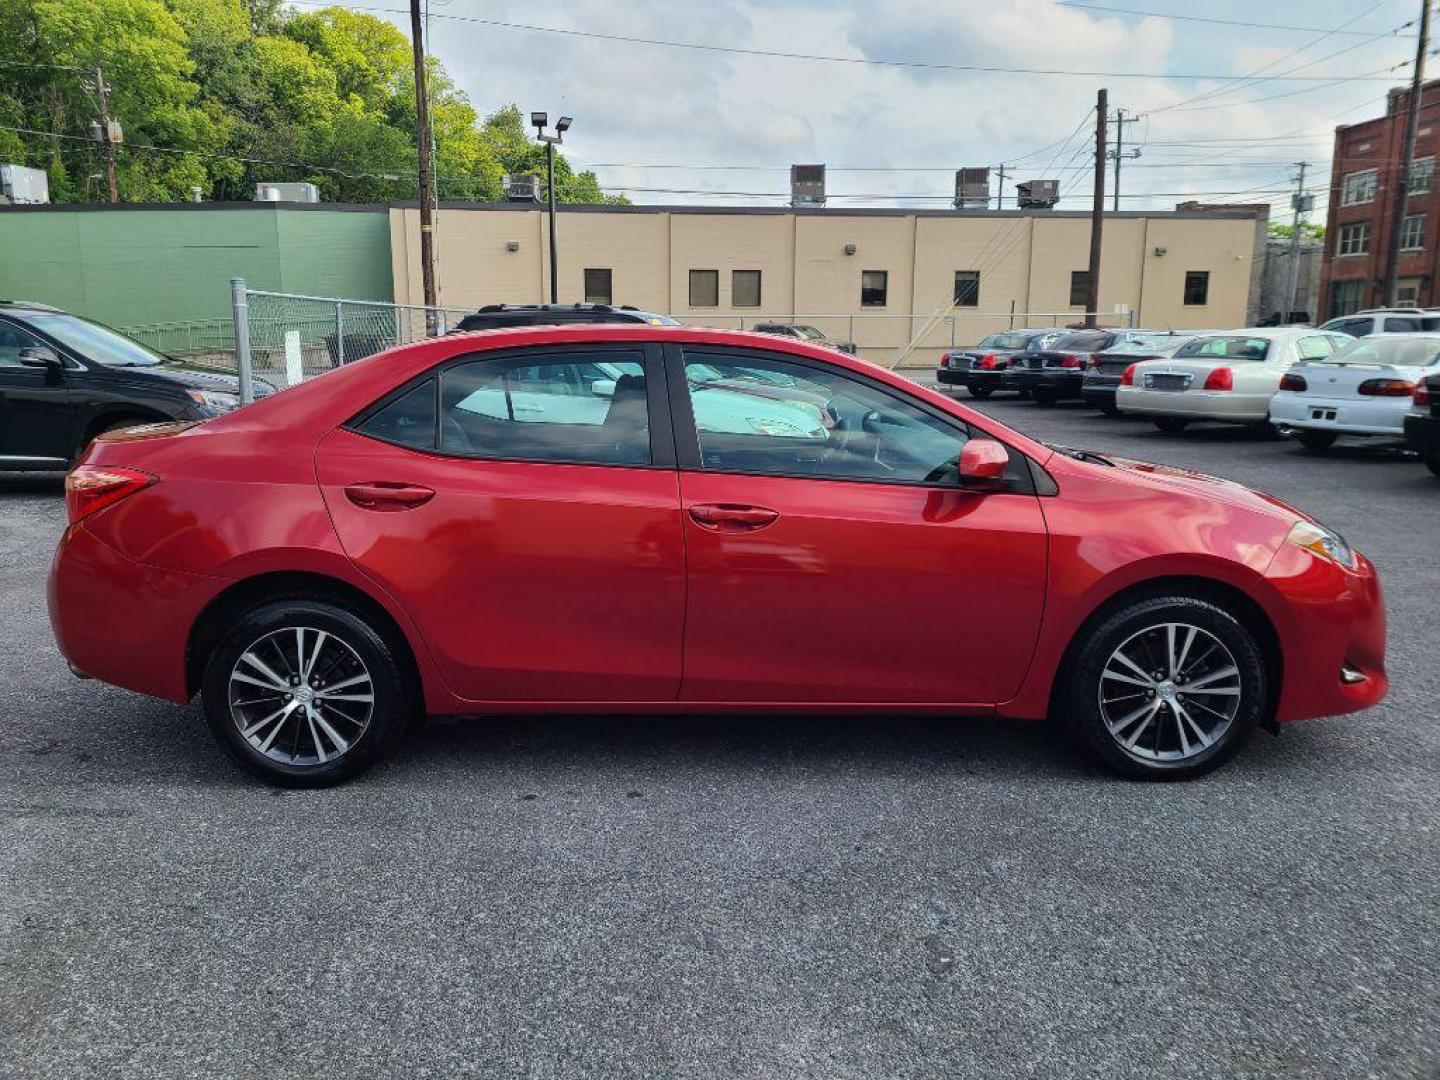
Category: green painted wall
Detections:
[{"x1": 0, "y1": 206, "x2": 392, "y2": 330}]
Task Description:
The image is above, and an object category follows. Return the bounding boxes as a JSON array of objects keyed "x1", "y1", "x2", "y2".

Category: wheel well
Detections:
[
  {"x1": 83, "y1": 409, "x2": 169, "y2": 444},
  {"x1": 185, "y1": 571, "x2": 422, "y2": 704},
  {"x1": 1050, "y1": 575, "x2": 1283, "y2": 729}
]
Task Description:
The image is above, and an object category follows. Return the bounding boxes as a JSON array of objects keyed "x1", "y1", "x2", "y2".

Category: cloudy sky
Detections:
[{"x1": 346, "y1": 0, "x2": 1420, "y2": 215}]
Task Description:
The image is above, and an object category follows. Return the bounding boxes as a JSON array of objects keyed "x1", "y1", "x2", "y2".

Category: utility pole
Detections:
[
  {"x1": 93, "y1": 66, "x2": 117, "y2": 203},
  {"x1": 1285, "y1": 162, "x2": 1311, "y2": 322},
  {"x1": 1109, "y1": 107, "x2": 1140, "y2": 212},
  {"x1": 995, "y1": 163, "x2": 1007, "y2": 210},
  {"x1": 409, "y1": 0, "x2": 439, "y2": 322},
  {"x1": 531, "y1": 113, "x2": 571, "y2": 305},
  {"x1": 1381, "y1": 0, "x2": 1429, "y2": 307},
  {"x1": 1085, "y1": 88, "x2": 1107, "y2": 327}
]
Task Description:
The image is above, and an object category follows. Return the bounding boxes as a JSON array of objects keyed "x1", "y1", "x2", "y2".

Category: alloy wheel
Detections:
[
  {"x1": 228, "y1": 626, "x2": 375, "y2": 766},
  {"x1": 1097, "y1": 622, "x2": 1242, "y2": 763}
]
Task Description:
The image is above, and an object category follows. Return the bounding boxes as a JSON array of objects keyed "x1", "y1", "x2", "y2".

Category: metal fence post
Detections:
[
  {"x1": 335, "y1": 301, "x2": 345, "y2": 365},
  {"x1": 230, "y1": 277, "x2": 254, "y2": 405}
]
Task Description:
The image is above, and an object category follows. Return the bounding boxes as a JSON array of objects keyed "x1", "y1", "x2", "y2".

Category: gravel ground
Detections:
[{"x1": 1, "y1": 394, "x2": 1437, "y2": 1079}]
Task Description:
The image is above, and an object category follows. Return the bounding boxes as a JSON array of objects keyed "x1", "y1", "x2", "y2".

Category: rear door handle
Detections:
[
  {"x1": 688, "y1": 503, "x2": 779, "y2": 531},
  {"x1": 344, "y1": 482, "x2": 436, "y2": 511}
]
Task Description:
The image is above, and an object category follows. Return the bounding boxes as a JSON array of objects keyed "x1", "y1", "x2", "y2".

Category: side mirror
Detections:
[
  {"x1": 18, "y1": 346, "x2": 62, "y2": 371},
  {"x1": 958, "y1": 438, "x2": 1009, "y2": 490},
  {"x1": 590, "y1": 379, "x2": 616, "y2": 398}
]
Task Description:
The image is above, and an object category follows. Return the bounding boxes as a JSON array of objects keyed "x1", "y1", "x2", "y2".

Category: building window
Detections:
[
  {"x1": 1340, "y1": 169, "x2": 1379, "y2": 207},
  {"x1": 953, "y1": 271, "x2": 980, "y2": 307},
  {"x1": 732, "y1": 269, "x2": 762, "y2": 307},
  {"x1": 1330, "y1": 279, "x2": 1365, "y2": 317},
  {"x1": 583, "y1": 268, "x2": 612, "y2": 305},
  {"x1": 1397, "y1": 278, "x2": 1423, "y2": 305},
  {"x1": 1183, "y1": 271, "x2": 1210, "y2": 306},
  {"x1": 1401, "y1": 214, "x2": 1426, "y2": 251},
  {"x1": 1411, "y1": 157, "x2": 1434, "y2": 195},
  {"x1": 1069, "y1": 270, "x2": 1090, "y2": 308},
  {"x1": 1336, "y1": 221, "x2": 1371, "y2": 256},
  {"x1": 861, "y1": 270, "x2": 888, "y2": 307},
  {"x1": 689, "y1": 269, "x2": 719, "y2": 307}
]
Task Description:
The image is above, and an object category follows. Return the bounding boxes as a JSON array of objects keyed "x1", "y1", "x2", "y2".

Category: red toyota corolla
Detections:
[{"x1": 47, "y1": 326, "x2": 1387, "y2": 786}]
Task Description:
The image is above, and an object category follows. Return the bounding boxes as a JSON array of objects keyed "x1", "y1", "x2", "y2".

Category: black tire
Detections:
[
  {"x1": 1099, "y1": 404, "x2": 1121, "y2": 417},
  {"x1": 1154, "y1": 416, "x2": 1189, "y2": 434},
  {"x1": 200, "y1": 599, "x2": 413, "y2": 787},
  {"x1": 1060, "y1": 595, "x2": 1266, "y2": 780},
  {"x1": 1426, "y1": 454, "x2": 1440, "y2": 478},
  {"x1": 967, "y1": 383, "x2": 994, "y2": 399},
  {"x1": 1296, "y1": 430, "x2": 1337, "y2": 453},
  {"x1": 1032, "y1": 390, "x2": 1059, "y2": 406},
  {"x1": 1016, "y1": 387, "x2": 1032, "y2": 400}
]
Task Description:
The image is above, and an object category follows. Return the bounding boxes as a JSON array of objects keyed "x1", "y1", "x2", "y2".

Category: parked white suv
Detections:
[{"x1": 1318, "y1": 308, "x2": 1440, "y2": 338}]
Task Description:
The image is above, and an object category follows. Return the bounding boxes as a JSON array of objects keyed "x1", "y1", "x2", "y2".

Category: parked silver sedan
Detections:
[
  {"x1": 1116, "y1": 327, "x2": 1353, "y2": 434},
  {"x1": 1270, "y1": 333, "x2": 1440, "y2": 452}
]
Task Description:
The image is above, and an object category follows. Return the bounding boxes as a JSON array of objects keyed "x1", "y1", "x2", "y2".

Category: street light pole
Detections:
[{"x1": 532, "y1": 113, "x2": 571, "y2": 305}]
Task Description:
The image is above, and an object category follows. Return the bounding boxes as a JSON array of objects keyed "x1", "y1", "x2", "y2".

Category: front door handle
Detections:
[
  {"x1": 344, "y1": 481, "x2": 436, "y2": 511},
  {"x1": 688, "y1": 503, "x2": 780, "y2": 531}
]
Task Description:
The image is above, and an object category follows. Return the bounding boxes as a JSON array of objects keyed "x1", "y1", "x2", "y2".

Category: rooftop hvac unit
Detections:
[
  {"x1": 954, "y1": 167, "x2": 991, "y2": 209},
  {"x1": 505, "y1": 173, "x2": 541, "y2": 202},
  {"x1": 791, "y1": 164, "x2": 826, "y2": 207},
  {"x1": 256, "y1": 182, "x2": 320, "y2": 203},
  {"x1": 0, "y1": 164, "x2": 49, "y2": 205},
  {"x1": 1016, "y1": 179, "x2": 1060, "y2": 209}
]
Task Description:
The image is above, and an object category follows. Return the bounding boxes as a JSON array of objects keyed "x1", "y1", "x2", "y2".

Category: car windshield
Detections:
[
  {"x1": 1173, "y1": 336, "x2": 1271, "y2": 362},
  {"x1": 1024, "y1": 333, "x2": 1064, "y2": 352},
  {"x1": 21, "y1": 313, "x2": 166, "y2": 367},
  {"x1": 1051, "y1": 333, "x2": 1108, "y2": 352},
  {"x1": 978, "y1": 332, "x2": 1034, "y2": 350},
  {"x1": 1324, "y1": 336, "x2": 1440, "y2": 368},
  {"x1": 1105, "y1": 336, "x2": 1195, "y2": 356},
  {"x1": 789, "y1": 325, "x2": 826, "y2": 339}
]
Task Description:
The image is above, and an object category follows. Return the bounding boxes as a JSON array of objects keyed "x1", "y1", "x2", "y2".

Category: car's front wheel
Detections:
[
  {"x1": 200, "y1": 599, "x2": 413, "y2": 787},
  {"x1": 1061, "y1": 595, "x2": 1266, "y2": 779}
]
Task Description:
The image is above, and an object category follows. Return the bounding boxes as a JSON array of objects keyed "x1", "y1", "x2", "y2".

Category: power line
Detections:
[
  {"x1": 284, "y1": 1, "x2": 1406, "y2": 82},
  {"x1": 1055, "y1": 1, "x2": 1402, "y2": 35}
]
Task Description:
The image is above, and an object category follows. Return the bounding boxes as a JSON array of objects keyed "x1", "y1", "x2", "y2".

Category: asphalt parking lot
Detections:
[{"x1": 2, "y1": 392, "x2": 1437, "y2": 1079}]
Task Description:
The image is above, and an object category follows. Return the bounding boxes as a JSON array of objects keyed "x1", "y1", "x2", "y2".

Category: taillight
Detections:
[
  {"x1": 1060, "y1": 354, "x2": 1083, "y2": 369},
  {"x1": 64, "y1": 465, "x2": 154, "y2": 524},
  {"x1": 1279, "y1": 373, "x2": 1307, "y2": 392},
  {"x1": 1120, "y1": 363, "x2": 1137, "y2": 386},
  {"x1": 1203, "y1": 367, "x2": 1233, "y2": 391},
  {"x1": 1357, "y1": 378, "x2": 1416, "y2": 397},
  {"x1": 1416, "y1": 381, "x2": 1433, "y2": 405},
  {"x1": 977, "y1": 354, "x2": 998, "y2": 370}
]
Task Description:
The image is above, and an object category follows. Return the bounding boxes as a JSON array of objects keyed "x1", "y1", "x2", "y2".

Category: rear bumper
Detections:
[
  {"x1": 1270, "y1": 394, "x2": 1409, "y2": 437},
  {"x1": 1027, "y1": 372, "x2": 1085, "y2": 397},
  {"x1": 48, "y1": 522, "x2": 223, "y2": 704},
  {"x1": 1116, "y1": 387, "x2": 1270, "y2": 422},
  {"x1": 1264, "y1": 544, "x2": 1387, "y2": 723},
  {"x1": 935, "y1": 368, "x2": 968, "y2": 386},
  {"x1": 1403, "y1": 412, "x2": 1440, "y2": 454},
  {"x1": 1081, "y1": 384, "x2": 1118, "y2": 410}
]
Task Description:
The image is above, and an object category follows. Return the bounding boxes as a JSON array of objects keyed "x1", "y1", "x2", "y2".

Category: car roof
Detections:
[{"x1": 0, "y1": 300, "x2": 64, "y2": 314}]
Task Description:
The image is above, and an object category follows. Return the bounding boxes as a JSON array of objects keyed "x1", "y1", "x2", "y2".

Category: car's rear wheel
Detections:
[
  {"x1": 1061, "y1": 595, "x2": 1266, "y2": 779},
  {"x1": 1426, "y1": 454, "x2": 1440, "y2": 478},
  {"x1": 1296, "y1": 430, "x2": 1338, "y2": 453},
  {"x1": 967, "y1": 384, "x2": 994, "y2": 399},
  {"x1": 1099, "y1": 404, "x2": 1121, "y2": 417},
  {"x1": 1154, "y1": 417, "x2": 1189, "y2": 434},
  {"x1": 200, "y1": 600, "x2": 412, "y2": 787},
  {"x1": 1032, "y1": 389, "x2": 1059, "y2": 406}
]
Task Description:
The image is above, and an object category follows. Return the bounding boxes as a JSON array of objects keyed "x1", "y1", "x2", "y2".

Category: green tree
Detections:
[{"x1": 1269, "y1": 221, "x2": 1325, "y2": 242}]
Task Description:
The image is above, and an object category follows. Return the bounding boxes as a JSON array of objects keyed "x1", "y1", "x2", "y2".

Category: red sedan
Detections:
[{"x1": 47, "y1": 326, "x2": 1387, "y2": 786}]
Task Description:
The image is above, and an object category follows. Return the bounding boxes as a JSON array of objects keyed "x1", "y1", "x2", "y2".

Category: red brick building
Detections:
[{"x1": 1320, "y1": 79, "x2": 1440, "y2": 318}]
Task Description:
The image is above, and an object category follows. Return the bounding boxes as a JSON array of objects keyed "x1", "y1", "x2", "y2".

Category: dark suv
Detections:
[
  {"x1": 0, "y1": 301, "x2": 272, "y2": 471},
  {"x1": 455, "y1": 303, "x2": 679, "y2": 332}
]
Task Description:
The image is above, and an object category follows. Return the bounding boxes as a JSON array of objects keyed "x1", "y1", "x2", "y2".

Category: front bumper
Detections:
[
  {"x1": 1270, "y1": 393, "x2": 1410, "y2": 437},
  {"x1": 1403, "y1": 412, "x2": 1440, "y2": 455},
  {"x1": 1116, "y1": 387, "x2": 1271, "y2": 422},
  {"x1": 1264, "y1": 543, "x2": 1387, "y2": 723}
]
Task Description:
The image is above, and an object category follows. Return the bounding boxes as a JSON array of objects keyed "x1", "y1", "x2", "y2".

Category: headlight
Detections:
[
  {"x1": 1285, "y1": 520, "x2": 1356, "y2": 569},
  {"x1": 185, "y1": 389, "x2": 241, "y2": 414}
]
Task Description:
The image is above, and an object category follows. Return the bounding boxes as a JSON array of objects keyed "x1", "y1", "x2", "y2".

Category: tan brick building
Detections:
[{"x1": 391, "y1": 203, "x2": 1264, "y2": 365}]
